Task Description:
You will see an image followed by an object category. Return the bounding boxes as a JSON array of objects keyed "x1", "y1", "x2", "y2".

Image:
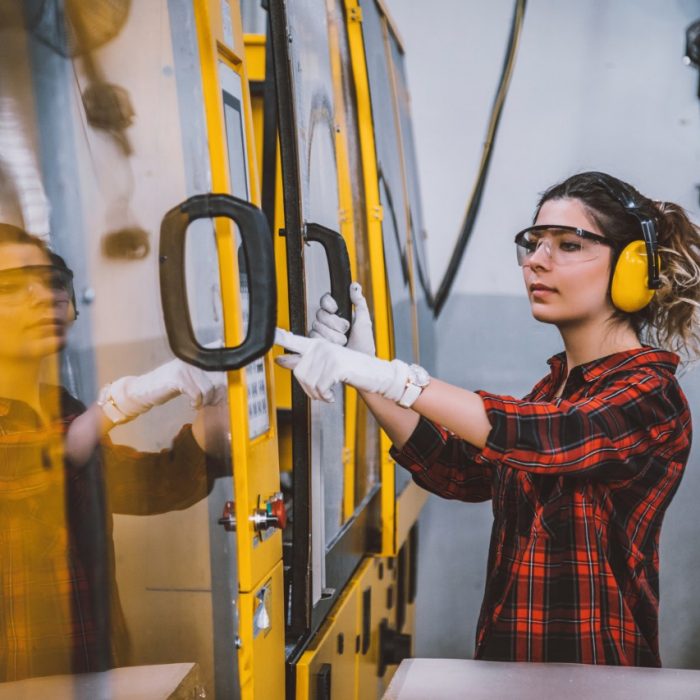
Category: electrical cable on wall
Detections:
[
  {"x1": 432, "y1": 0, "x2": 527, "y2": 317},
  {"x1": 684, "y1": 19, "x2": 700, "y2": 98}
]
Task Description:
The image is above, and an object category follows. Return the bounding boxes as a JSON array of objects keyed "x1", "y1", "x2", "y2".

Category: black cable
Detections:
[
  {"x1": 432, "y1": 0, "x2": 527, "y2": 316},
  {"x1": 684, "y1": 19, "x2": 700, "y2": 99}
]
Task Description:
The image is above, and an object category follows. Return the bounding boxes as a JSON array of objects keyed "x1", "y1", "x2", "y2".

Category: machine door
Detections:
[
  {"x1": 359, "y1": 0, "x2": 431, "y2": 496},
  {"x1": 269, "y1": 0, "x2": 381, "y2": 643},
  {"x1": 358, "y1": 0, "x2": 417, "y2": 368},
  {"x1": 193, "y1": 5, "x2": 286, "y2": 694},
  {"x1": 0, "y1": 1, "x2": 275, "y2": 697},
  {"x1": 325, "y1": 0, "x2": 383, "y2": 537}
]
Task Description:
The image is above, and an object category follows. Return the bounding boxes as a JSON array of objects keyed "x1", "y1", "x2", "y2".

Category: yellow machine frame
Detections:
[
  {"x1": 242, "y1": 0, "x2": 430, "y2": 696},
  {"x1": 194, "y1": 1, "x2": 285, "y2": 697}
]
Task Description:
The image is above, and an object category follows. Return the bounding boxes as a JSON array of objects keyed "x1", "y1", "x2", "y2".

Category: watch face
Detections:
[{"x1": 410, "y1": 364, "x2": 430, "y2": 387}]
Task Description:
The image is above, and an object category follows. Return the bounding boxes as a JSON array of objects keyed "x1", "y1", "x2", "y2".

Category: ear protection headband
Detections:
[{"x1": 603, "y1": 189, "x2": 661, "y2": 313}]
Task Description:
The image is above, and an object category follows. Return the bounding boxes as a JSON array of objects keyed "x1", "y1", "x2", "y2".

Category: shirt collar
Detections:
[
  {"x1": 0, "y1": 385, "x2": 78, "y2": 424},
  {"x1": 546, "y1": 346, "x2": 679, "y2": 384}
]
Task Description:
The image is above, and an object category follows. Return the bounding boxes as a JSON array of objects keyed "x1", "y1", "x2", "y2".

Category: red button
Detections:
[{"x1": 269, "y1": 497, "x2": 287, "y2": 530}]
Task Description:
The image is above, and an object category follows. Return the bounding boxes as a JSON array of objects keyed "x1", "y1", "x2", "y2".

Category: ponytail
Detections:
[{"x1": 650, "y1": 201, "x2": 700, "y2": 357}]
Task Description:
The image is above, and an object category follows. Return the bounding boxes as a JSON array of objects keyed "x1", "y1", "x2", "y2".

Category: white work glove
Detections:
[
  {"x1": 310, "y1": 283, "x2": 376, "y2": 356},
  {"x1": 100, "y1": 358, "x2": 227, "y2": 424},
  {"x1": 274, "y1": 327, "x2": 408, "y2": 403}
]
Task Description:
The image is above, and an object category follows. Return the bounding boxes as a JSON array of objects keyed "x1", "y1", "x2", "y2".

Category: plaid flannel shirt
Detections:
[
  {"x1": 391, "y1": 347, "x2": 691, "y2": 666},
  {"x1": 0, "y1": 387, "x2": 217, "y2": 682}
]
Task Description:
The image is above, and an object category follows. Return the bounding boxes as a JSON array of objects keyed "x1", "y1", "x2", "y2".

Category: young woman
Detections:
[
  {"x1": 0, "y1": 224, "x2": 227, "y2": 680},
  {"x1": 275, "y1": 171, "x2": 700, "y2": 667}
]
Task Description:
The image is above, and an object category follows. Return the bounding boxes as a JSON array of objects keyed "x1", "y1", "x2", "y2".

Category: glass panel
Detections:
[
  {"x1": 359, "y1": 0, "x2": 415, "y2": 366},
  {"x1": 390, "y1": 38, "x2": 436, "y2": 373},
  {"x1": 386, "y1": 30, "x2": 435, "y2": 492},
  {"x1": 0, "y1": 2, "x2": 241, "y2": 697},
  {"x1": 285, "y1": 0, "x2": 346, "y2": 604},
  {"x1": 241, "y1": 0, "x2": 267, "y2": 34},
  {"x1": 186, "y1": 220, "x2": 226, "y2": 347},
  {"x1": 219, "y1": 61, "x2": 270, "y2": 440},
  {"x1": 361, "y1": 0, "x2": 421, "y2": 496},
  {"x1": 220, "y1": 0, "x2": 237, "y2": 53},
  {"x1": 379, "y1": 179, "x2": 414, "y2": 363},
  {"x1": 328, "y1": 0, "x2": 380, "y2": 510},
  {"x1": 222, "y1": 92, "x2": 250, "y2": 200}
]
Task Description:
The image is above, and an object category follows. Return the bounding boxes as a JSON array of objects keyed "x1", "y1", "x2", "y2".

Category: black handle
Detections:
[
  {"x1": 305, "y1": 222, "x2": 352, "y2": 325},
  {"x1": 315, "y1": 663, "x2": 332, "y2": 700},
  {"x1": 159, "y1": 193, "x2": 276, "y2": 370}
]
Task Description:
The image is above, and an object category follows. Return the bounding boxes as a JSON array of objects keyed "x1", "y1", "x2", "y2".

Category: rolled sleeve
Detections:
[
  {"x1": 104, "y1": 424, "x2": 225, "y2": 514},
  {"x1": 475, "y1": 370, "x2": 685, "y2": 480},
  {"x1": 390, "y1": 417, "x2": 492, "y2": 502}
]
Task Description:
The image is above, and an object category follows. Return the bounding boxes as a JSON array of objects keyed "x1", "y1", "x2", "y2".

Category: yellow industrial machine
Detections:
[
  {"x1": 246, "y1": 1, "x2": 433, "y2": 696},
  {"x1": 0, "y1": 0, "x2": 432, "y2": 697}
]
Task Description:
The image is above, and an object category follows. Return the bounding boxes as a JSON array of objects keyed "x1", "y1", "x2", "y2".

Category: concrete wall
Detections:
[{"x1": 384, "y1": 0, "x2": 700, "y2": 667}]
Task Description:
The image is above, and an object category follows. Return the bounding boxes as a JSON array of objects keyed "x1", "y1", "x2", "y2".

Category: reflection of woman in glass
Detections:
[
  {"x1": 0, "y1": 224, "x2": 226, "y2": 680},
  {"x1": 276, "y1": 172, "x2": 700, "y2": 667}
]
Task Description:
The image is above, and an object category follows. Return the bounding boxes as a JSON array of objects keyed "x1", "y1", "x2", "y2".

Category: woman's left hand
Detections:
[{"x1": 274, "y1": 327, "x2": 409, "y2": 403}]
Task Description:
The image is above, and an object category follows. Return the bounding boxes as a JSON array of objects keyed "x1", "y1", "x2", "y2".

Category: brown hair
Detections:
[
  {"x1": 536, "y1": 172, "x2": 700, "y2": 359},
  {"x1": 0, "y1": 223, "x2": 72, "y2": 269}
]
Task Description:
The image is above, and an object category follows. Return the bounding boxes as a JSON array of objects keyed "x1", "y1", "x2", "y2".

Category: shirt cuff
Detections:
[
  {"x1": 389, "y1": 416, "x2": 450, "y2": 473},
  {"x1": 172, "y1": 423, "x2": 204, "y2": 460},
  {"x1": 389, "y1": 415, "x2": 486, "y2": 472}
]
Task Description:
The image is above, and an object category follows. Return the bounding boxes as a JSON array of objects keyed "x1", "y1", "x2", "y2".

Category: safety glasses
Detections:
[
  {"x1": 514, "y1": 225, "x2": 613, "y2": 266},
  {"x1": 0, "y1": 265, "x2": 74, "y2": 306}
]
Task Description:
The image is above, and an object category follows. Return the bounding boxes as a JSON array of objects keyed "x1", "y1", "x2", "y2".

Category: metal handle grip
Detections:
[
  {"x1": 159, "y1": 193, "x2": 276, "y2": 370},
  {"x1": 305, "y1": 222, "x2": 352, "y2": 325}
]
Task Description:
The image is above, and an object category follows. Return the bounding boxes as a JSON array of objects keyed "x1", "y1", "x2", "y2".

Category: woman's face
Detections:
[
  {"x1": 522, "y1": 197, "x2": 614, "y2": 328},
  {"x1": 0, "y1": 242, "x2": 73, "y2": 361}
]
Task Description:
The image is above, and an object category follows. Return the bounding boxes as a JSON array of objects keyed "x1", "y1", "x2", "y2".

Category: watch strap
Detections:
[
  {"x1": 397, "y1": 364, "x2": 430, "y2": 408},
  {"x1": 97, "y1": 384, "x2": 130, "y2": 425}
]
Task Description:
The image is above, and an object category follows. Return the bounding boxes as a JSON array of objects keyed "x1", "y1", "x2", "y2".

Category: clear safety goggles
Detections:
[
  {"x1": 514, "y1": 225, "x2": 613, "y2": 266},
  {"x1": 0, "y1": 265, "x2": 74, "y2": 306}
]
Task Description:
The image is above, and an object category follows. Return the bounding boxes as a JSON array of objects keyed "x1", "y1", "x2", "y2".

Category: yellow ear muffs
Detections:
[{"x1": 610, "y1": 240, "x2": 657, "y2": 312}]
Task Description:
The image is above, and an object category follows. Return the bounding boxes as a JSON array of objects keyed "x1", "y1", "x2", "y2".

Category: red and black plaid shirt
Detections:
[
  {"x1": 0, "y1": 387, "x2": 216, "y2": 682},
  {"x1": 390, "y1": 347, "x2": 691, "y2": 667}
]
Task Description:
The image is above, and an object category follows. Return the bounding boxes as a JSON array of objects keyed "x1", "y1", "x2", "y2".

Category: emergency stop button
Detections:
[
  {"x1": 267, "y1": 493, "x2": 287, "y2": 530},
  {"x1": 250, "y1": 492, "x2": 288, "y2": 534}
]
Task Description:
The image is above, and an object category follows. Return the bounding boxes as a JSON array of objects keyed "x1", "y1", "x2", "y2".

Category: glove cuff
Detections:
[
  {"x1": 106, "y1": 376, "x2": 152, "y2": 419},
  {"x1": 380, "y1": 359, "x2": 412, "y2": 402},
  {"x1": 397, "y1": 364, "x2": 431, "y2": 408},
  {"x1": 98, "y1": 382, "x2": 135, "y2": 424}
]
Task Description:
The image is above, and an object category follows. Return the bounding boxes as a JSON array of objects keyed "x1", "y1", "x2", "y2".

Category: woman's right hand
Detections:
[
  {"x1": 311, "y1": 282, "x2": 376, "y2": 356},
  {"x1": 308, "y1": 283, "x2": 420, "y2": 447}
]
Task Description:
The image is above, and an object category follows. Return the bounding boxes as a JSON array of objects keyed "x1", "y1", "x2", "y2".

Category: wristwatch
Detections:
[
  {"x1": 97, "y1": 384, "x2": 130, "y2": 425},
  {"x1": 397, "y1": 364, "x2": 431, "y2": 408}
]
